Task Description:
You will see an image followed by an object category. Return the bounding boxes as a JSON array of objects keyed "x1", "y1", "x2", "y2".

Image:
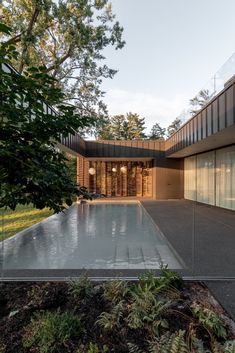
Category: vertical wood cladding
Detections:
[
  {"x1": 77, "y1": 157, "x2": 89, "y2": 188},
  {"x1": 86, "y1": 161, "x2": 153, "y2": 197}
]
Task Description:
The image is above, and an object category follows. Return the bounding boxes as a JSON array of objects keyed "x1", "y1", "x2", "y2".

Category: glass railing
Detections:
[{"x1": 178, "y1": 51, "x2": 235, "y2": 124}]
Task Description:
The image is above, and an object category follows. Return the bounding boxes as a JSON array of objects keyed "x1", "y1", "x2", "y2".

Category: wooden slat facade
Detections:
[{"x1": 81, "y1": 160, "x2": 153, "y2": 197}]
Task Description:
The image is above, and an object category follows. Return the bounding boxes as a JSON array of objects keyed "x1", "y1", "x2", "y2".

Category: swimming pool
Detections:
[{"x1": 2, "y1": 203, "x2": 183, "y2": 270}]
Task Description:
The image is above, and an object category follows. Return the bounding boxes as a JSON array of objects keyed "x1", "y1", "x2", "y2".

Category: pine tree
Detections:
[{"x1": 149, "y1": 122, "x2": 166, "y2": 140}]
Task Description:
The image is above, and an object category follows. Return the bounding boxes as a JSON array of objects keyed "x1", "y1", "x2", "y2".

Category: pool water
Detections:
[{"x1": 2, "y1": 203, "x2": 183, "y2": 270}]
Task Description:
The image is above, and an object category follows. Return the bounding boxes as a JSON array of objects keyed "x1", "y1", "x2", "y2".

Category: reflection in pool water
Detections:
[{"x1": 2, "y1": 203, "x2": 183, "y2": 270}]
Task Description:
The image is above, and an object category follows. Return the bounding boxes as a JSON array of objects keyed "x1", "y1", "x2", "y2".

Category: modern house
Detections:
[
  {"x1": 2, "y1": 62, "x2": 235, "y2": 211},
  {"x1": 62, "y1": 76, "x2": 235, "y2": 212}
]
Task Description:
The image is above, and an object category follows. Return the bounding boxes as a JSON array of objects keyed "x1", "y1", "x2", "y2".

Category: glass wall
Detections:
[
  {"x1": 184, "y1": 156, "x2": 196, "y2": 200},
  {"x1": 196, "y1": 151, "x2": 215, "y2": 206},
  {"x1": 184, "y1": 145, "x2": 235, "y2": 210},
  {"x1": 89, "y1": 161, "x2": 153, "y2": 197},
  {"x1": 216, "y1": 146, "x2": 235, "y2": 210}
]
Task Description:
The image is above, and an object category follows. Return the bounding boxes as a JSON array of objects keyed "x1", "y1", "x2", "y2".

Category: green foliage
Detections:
[
  {"x1": 102, "y1": 279, "x2": 129, "y2": 304},
  {"x1": 189, "y1": 89, "x2": 213, "y2": 116},
  {"x1": 126, "y1": 295, "x2": 170, "y2": 336},
  {"x1": 1, "y1": 0, "x2": 125, "y2": 135},
  {"x1": 99, "y1": 112, "x2": 146, "y2": 140},
  {"x1": 192, "y1": 303, "x2": 227, "y2": 339},
  {"x1": 149, "y1": 330, "x2": 188, "y2": 353},
  {"x1": 167, "y1": 117, "x2": 182, "y2": 137},
  {"x1": 96, "y1": 301, "x2": 124, "y2": 331},
  {"x1": 22, "y1": 310, "x2": 85, "y2": 353},
  {"x1": 66, "y1": 153, "x2": 77, "y2": 184},
  {"x1": 76, "y1": 342, "x2": 109, "y2": 353},
  {"x1": 87, "y1": 343, "x2": 109, "y2": 353},
  {"x1": 0, "y1": 26, "x2": 100, "y2": 212},
  {"x1": 223, "y1": 341, "x2": 235, "y2": 353},
  {"x1": 159, "y1": 265, "x2": 183, "y2": 291},
  {"x1": 126, "y1": 268, "x2": 183, "y2": 336},
  {"x1": 69, "y1": 273, "x2": 93, "y2": 299},
  {"x1": 127, "y1": 342, "x2": 146, "y2": 353},
  {"x1": 137, "y1": 266, "x2": 183, "y2": 295},
  {"x1": 148, "y1": 122, "x2": 166, "y2": 140}
]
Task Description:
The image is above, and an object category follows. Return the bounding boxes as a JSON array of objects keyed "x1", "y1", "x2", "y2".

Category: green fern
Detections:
[
  {"x1": 224, "y1": 341, "x2": 235, "y2": 353},
  {"x1": 189, "y1": 335, "x2": 207, "y2": 353},
  {"x1": 159, "y1": 265, "x2": 183, "y2": 291},
  {"x1": 96, "y1": 301, "x2": 124, "y2": 331},
  {"x1": 127, "y1": 342, "x2": 146, "y2": 353},
  {"x1": 102, "y1": 279, "x2": 129, "y2": 304},
  {"x1": 211, "y1": 341, "x2": 235, "y2": 353},
  {"x1": 76, "y1": 342, "x2": 109, "y2": 353},
  {"x1": 87, "y1": 342, "x2": 109, "y2": 353},
  {"x1": 69, "y1": 273, "x2": 93, "y2": 299},
  {"x1": 192, "y1": 303, "x2": 227, "y2": 339},
  {"x1": 149, "y1": 330, "x2": 188, "y2": 353}
]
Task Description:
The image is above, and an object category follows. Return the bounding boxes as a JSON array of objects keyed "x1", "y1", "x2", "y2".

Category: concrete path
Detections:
[{"x1": 141, "y1": 200, "x2": 235, "y2": 320}]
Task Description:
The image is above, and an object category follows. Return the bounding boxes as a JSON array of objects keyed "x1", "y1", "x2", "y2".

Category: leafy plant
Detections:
[
  {"x1": 69, "y1": 273, "x2": 93, "y2": 299},
  {"x1": 158, "y1": 265, "x2": 183, "y2": 291},
  {"x1": 223, "y1": 341, "x2": 235, "y2": 353},
  {"x1": 102, "y1": 279, "x2": 129, "y2": 304},
  {"x1": 1, "y1": 0, "x2": 125, "y2": 135},
  {"x1": 149, "y1": 330, "x2": 188, "y2": 353},
  {"x1": 77, "y1": 342, "x2": 109, "y2": 353},
  {"x1": 192, "y1": 303, "x2": 227, "y2": 339},
  {"x1": 22, "y1": 310, "x2": 85, "y2": 353},
  {"x1": 96, "y1": 301, "x2": 124, "y2": 331},
  {"x1": 0, "y1": 24, "x2": 94, "y2": 212},
  {"x1": 127, "y1": 342, "x2": 146, "y2": 353},
  {"x1": 137, "y1": 267, "x2": 183, "y2": 298},
  {"x1": 126, "y1": 298, "x2": 170, "y2": 336}
]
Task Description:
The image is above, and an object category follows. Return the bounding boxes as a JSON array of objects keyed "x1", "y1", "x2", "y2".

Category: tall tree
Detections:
[
  {"x1": 148, "y1": 122, "x2": 166, "y2": 140},
  {"x1": 1, "y1": 0, "x2": 125, "y2": 135},
  {"x1": 125, "y1": 112, "x2": 146, "y2": 140},
  {"x1": 189, "y1": 89, "x2": 213, "y2": 116},
  {"x1": 99, "y1": 113, "x2": 146, "y2": 140},
  {"x1": 167, "y1": 117, "x2": 182, "y2": 137},
  {"x1": 0, "y1": 24, "x2": 98, "y2": 212}
]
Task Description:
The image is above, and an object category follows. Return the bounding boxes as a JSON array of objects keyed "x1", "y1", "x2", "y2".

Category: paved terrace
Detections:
[{"x1": 141, "y1": 200, "x2": 235, "y2": 320}]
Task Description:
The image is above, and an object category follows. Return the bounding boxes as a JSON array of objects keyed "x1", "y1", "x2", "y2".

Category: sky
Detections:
[{"x1": 101, "y1": 0, "x2": 235, "y2": 132}]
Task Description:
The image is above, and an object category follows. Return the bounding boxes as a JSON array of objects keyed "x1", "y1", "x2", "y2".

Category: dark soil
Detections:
[{"x1": 0, "y1": 281, "x2": 234, "y2": 353}]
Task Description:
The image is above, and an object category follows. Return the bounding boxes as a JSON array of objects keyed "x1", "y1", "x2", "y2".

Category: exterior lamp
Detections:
[
  {"x1": 120, "y1": 166, "x2": 127, "y2": 173},
  {"x1": 112, "y1": 167, "x2": 117, "y2": 172},
  {"x1": 88, "y1": 167, "x2": 96, "y2": 175}
]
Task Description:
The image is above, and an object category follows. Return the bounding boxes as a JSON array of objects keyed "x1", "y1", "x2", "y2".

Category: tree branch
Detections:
[
  {"x1": 18, "y1": 6, "x2": 40, "y2": 73},
  {"x1": 45, "y1": 47, "x2": 72, "y2": 73}
]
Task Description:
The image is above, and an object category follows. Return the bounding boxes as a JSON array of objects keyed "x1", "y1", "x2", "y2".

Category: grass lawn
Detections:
[{"x1": 0, "y1": 204, "x2": 54, "y2": 241}]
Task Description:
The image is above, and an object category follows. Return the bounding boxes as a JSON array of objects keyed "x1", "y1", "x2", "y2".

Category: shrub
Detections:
[
  {"x1": 192, "y1": 303, "x2": 227, "y2": 339},
  {"x1": 78, "y1": 342, "x2": 109, "y2": 353},
  {"x1": 137, "y1": 266, "x2": 183, "y2": 297},
  {"x1": 69, "y1": 273, "x2": 93, "y2": 299},
  {"x1": 96, "y1": 301, "x2": 124, "y2": 331},
  {"x1": 22, "y1": 310, "x2": 85, "y2": 353},
  {"x1": 102, "y1": 279, "x2": 129, "y2": 304}
]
